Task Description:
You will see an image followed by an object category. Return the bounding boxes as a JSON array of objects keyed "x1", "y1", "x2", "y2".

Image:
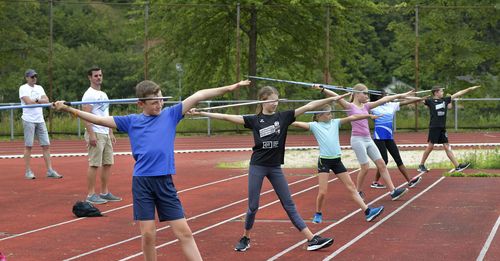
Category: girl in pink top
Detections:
[{"x1": 320, "y1": 84, "x2": 414, "y2": 200}]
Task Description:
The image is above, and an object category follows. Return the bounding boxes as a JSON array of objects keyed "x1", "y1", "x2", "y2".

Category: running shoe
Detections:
[
  {"x1": 455, "y1": 162, "x2": 471, "y2": 172},
  {"x1": 408, "y1": 176, "x2": 423, "y2": 188},
  {"x1": 234, "y1": 236, "x2": 250, "y2": 252},
  {"x1": 417, "y1": 164, "x2": 428, "y2": 173},
  {"x1": 365, "y1": 206, "x2": 384, "y2": 222},
  {"x1": 86, "y1": 194, "x2": 107, "y2": 205},
  {"x1": 46, "y1": 169, "x2": 63, "y2": 179},
  {"x1": 100, "y1": 192, "x2": 122, "y2": 202},
  {"x1": 25, "y1": 169, "x2": 36, "y2": 180},
  {"x1": 312, "y1": 213, "x2": 323, "y2": 224},
  {"x1": 370, "y1": 182, "x2": 386, "y2": 189},
  {"x1": 390, "y1": 188, "x2": 408, "y2": 201},
  {"x1": 307, "y1": 235, "x2": 334, "y2": 251}
]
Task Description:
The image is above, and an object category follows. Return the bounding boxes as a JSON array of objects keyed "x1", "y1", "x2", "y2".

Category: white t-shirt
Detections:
[
  {"x1": 82, "y1": 87, "x2": 110, "y2": 134},
  {"x1": 19, "y1": 83, "x2": 46, "y2": 123}
]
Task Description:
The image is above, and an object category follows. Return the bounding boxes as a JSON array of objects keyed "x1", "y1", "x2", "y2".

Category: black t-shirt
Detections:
[
  {"x1": 424, "y1": 96, "x2": 452, "y2": 128},
  {"x1": 243, "y1": 110, "x2": 296, "y2": 166}
]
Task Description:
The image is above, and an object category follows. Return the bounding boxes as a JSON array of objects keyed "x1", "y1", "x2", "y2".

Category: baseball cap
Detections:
[{"x1": 25, "y1": 69, "x2": 37, "y2": 77}]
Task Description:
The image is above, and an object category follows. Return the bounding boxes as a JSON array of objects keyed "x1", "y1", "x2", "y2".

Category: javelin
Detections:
[
  {"x1": 196, "y1": 99, "x2": 286, "y2": 111},
  {"x1": 0, "y1": 97, "x2": 172, "y2": 110},
  {"x1": 247, "y1": 76, "x2": 383, "y2": 95},
  {"x1": 415, "y1": 89, "x2": 434, "y2": 94},
  {"x1": 304, "y1": 110, "x2": 349, "y2": 114}
]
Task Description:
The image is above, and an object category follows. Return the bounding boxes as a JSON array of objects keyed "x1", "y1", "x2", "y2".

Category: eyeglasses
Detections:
[{"x1": 30, "y1": 75, "x2": 37, "y2": 79}]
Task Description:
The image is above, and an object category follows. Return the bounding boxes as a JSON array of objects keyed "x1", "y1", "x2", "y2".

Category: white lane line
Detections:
[
  {"x1": 476, "y1": 215, "x2": 500, "y2": 261},
  {"x1": 0, "y1": 173, "x2": 248, "y2": 242},
  {"x1": 63, "y1": 172, "x2": 323, "y2": 260},
  {"x1": 267, "y1": 171, "x2": 427, "y2": 261},
  {"x1": 117, "y1": 170, "x2": 360, "y2": 261},
  {"x1": 323, "y1": 176, "x2": 446, "y2": 261}
]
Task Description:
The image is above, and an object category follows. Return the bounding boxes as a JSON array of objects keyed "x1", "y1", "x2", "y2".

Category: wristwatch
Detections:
[{"x1": 35, "y1": 98, "x2": 39, "y2": 103}]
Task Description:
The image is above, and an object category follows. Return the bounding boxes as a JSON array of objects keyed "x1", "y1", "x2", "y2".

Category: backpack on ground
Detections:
[{"x1": 72, "y1": 201, "x2": 103, "y2": 217}]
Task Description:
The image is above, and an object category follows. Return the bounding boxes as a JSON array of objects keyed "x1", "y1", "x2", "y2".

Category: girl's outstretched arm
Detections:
[
  {"x1": 181, "y1": 80, "x2": 251, "y2": 115},
  {"x1": 188, "y1": 108, "x2": 245, "y2": 125},
  {"x1": 339, "y1": 114, "x2": 380, "y2": 125},
  {"x1": 316, "y1": 85, "x2": 351, "y2": 109},
  {"x1": 368, "y1": 90, "x2": 415, "y2": 109},
  {"x1": 294, "y1": 93, "x2": 350, "y2": 117},
  {"x1": 291, "y1": 121, "x2": 310, "y2": 130}
]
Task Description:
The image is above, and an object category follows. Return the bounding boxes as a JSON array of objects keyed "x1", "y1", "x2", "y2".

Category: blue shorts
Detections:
[{"x1": 132, "y1": 175, "x2": 185, "y2": 222}]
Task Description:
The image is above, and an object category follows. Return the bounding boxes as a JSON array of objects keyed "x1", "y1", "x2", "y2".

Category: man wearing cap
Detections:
[
  {"x1": 19, "y1": 69, "x2": 62, "y2": 179},
  {"x1": 81, "y1": 67, "x2": 121, "y2": 204},
  {"x1": 418, "y1": 85, "x2": 481, "y2": 173}
]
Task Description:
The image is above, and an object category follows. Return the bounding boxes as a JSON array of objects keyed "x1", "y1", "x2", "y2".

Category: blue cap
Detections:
[{"x1": 25, "y1": 69, "x2": 37, "y2": 77}]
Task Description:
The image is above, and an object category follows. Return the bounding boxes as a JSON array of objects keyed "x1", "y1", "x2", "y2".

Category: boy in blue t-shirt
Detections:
[{"x1": 53, "y1": 79, "x2": 251, "y2": 261}]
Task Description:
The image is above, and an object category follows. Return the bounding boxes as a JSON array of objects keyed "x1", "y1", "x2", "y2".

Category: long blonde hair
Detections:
[
  {"x1": 255, "y1": 86, "x2": 279, "y2": 114},
  {"x1": 312, "y1": 104, "x2": 332, "y2": 122},
  {"x1": 350, "y1": 83, "x2": 368, "y2": 102}
]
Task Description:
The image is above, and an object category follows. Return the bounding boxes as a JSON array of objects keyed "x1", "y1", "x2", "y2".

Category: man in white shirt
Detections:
[
  {"x1": 19, "y1": 69, "x2": 62, "y2": 179},
  {"x1": 82, "y1": 67, "x2": 121, "y2": 204}
]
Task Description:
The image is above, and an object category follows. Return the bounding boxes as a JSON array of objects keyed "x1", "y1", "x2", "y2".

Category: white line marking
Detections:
[
  {"x1": 0, "y1": 173, "x2": 248, "y2": 242},
  {"x1": 476, "y1": 215, "x2": 500, "y2": 261},
  {"x1": 117, "y1": 170, "x2": 360, "y2": 261},
  {"x1": 323, "y1": 176, "x2": 445, "y2": 261}
]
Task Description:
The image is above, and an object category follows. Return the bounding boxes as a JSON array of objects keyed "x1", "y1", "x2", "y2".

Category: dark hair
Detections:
[
  {"x1": 87, "y1": 66, "x2": 101, "y2": 76},
  {"x1": 135, "y1": 80, "x2": 161, "y2": 98},
  {"x1": 370, "y1": 89, "x2": 386, "y2": 102},
  {"x1": 255, "y1": 86, "x2": 279, "y2": 114},
  {"x1": 431, "y1": 85, "x2": 443, "y2": 95}
]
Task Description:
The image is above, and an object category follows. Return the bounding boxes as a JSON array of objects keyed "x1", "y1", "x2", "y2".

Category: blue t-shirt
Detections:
[
  {"x1": 370, "y1": 102, "x2": 399, "y2": 140},
  {"x1": 114, "y1": 103, "x2": 183, "y2": 176},
  {"x1": 309, "y1": 119, "x2": 342, "y2": 158}
]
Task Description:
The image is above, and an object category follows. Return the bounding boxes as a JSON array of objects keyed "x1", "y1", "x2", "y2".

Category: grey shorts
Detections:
[
  {"x1": 23, "y1": 120, "x2": 50, "y2": 147},
  {"x1": 350, "y1": 136, "x2": 382, "y2": 165}
]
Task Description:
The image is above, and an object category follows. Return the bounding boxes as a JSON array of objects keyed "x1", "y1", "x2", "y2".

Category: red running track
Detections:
[{"x1": 0, "y1": 133, "x2": 499, "y2": 260}]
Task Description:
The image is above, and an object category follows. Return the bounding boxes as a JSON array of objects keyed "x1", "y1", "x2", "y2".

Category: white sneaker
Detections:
[{"x1": 25, "y1": 170, "x2": 36, "y2": 179}]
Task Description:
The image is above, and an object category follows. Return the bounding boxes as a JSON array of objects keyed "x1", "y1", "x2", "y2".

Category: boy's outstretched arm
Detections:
[
  {"x1": 339, "y1": 114, "x2": 380, "y2": 125},
  {"x1": 188, "y1": 108, "x2": 244, "y2": 125},
  {"x1": 294, "y1": 93, "x2": 350, "y2": 117},
  {"x1": 451, "y1": 85, "x2": 481, "y2": 100},
  {"x1": 52, "y1": 101, "x2": 117, "y2": 129},
  {"x1": 181, "y1": 80, "x2": 251, "y2": 115},
  {"x1": 291, "y1": 121, "x2": 310, "y2": 130},
  {"x1": 399, "y1": 96, "x2": 427, "y2": 106}
]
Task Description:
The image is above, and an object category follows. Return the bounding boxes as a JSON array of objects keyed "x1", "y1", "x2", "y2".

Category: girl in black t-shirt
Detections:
[
  {"x1": 417, "y1": 85, "x2": 480, "y2": 173},
  {"x1": 190, "y1": 86, "x2": 348, "y2": 252}
]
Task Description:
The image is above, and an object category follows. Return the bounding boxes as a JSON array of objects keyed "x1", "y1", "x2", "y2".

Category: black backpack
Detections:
[{"x1": 72, "y1": 201, "x2": 103, "y2": 217}]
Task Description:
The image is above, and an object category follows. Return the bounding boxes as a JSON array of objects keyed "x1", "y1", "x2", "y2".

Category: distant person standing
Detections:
[
  {"x1": 19, "y1": 69, "x2": 62, "y2": 180},
  {"x1": 82, "y1": 67, "x2": 121, "y2": 204}
]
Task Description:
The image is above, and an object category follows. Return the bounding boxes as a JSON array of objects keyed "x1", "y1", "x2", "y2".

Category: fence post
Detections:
[
  {"x1": 10, "y1": 105, "x2": 14, "y2": 141},
  {"x1": 207, "y1": 101, "x2": 211, "y2": 136},
  {"x1": 454, "y1": 99, "x2": 458, "y2": 130}
]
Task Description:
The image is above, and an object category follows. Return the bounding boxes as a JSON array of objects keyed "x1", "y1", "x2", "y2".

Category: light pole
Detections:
[{"x1": 176, "y1": 63, "x2": 183, "y2": 101}]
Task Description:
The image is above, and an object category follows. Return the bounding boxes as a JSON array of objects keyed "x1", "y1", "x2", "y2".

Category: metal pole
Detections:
[
  {"x1": 324, "y1": 5, "x2": 330, "y2": 84},
  {"x1": 207, "y1": 101, "x2": 211, "y2": 136},
  {"x1": 414, "y1": 5, "x2": 419, "y2": 131},
  {"x1": 10, "y1": 106, "x2": 14, "y2": 140},
  {"x1": 144, "y1": 1, "x2": 149, "y2": 80},
  {"x1": 454, "y1": 99, "x2": 458, "y2": 130},
  {"x1": 235, "y1": 3, "x2": 241, "y2": 133},
  {"x1": 176, "y1": 63, "x2": 183, "y2": 101},
  {"x1": 48, "y1": 0, "x2": 54, "y2": 136}
]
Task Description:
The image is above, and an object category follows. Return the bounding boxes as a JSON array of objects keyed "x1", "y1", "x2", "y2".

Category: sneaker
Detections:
[
  {"x1": 100, "y1": 192, "x2": 122, "y2": 202},
  {"x1": 370, "y1": 182, "x2": 386, "y2": 189},
  {"x1": 234, "y1": 236, "x2": 250, "y2": 252},
  {"x1": 408, "y1": 176, "x2": 423, "y2": 188},
  {"x1": 86, "y1": 194, "x2": 108, "y2": 205},
  {"x1": 307, "y1": 235, "x2": 334, "y2": 251},
  {"x1": 25, "y1": 170, "x2": 36, "y2": 179},
  {"x1": 417, "y1": 164, "x2": 428, "y2": 173},
  {"x1": 365, "y1": 206, "x2": 384, "y2": 222},
  {"x1": 358, "y1": 191, "x2": 366, "y2": 200},
  {"x1": 390, "y1": 188, "x2": 409, "y2": 201},
  {"x1": 455, "y1": 162, "x2": 471, "y2": 172},
  {"x1": 312, "y1": 213, "x2": 323, "y2": 224},
  {"x1": 46, "y1": 169, "x2": 63, "y2": 179}
]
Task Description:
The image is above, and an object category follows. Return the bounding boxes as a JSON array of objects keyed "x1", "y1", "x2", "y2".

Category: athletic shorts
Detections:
[
  {"x1": 132, "y1": 175, "x2": 185, "y2": 222},
  {"x1": 85, "y1": 131, "x2": 114, "y2": 167},
  {"x1": 317, "y1": 157, "x2": 347, "y2": 174},
  {"x1": 23, "y1": 120, "x2": 50, "y2": 147},
  {"x1": 428, "y1": 127, "x2": 448, "y2": 144},
  {"x1": 350, "y1": 136, "x2": 383, "y2": 165}
]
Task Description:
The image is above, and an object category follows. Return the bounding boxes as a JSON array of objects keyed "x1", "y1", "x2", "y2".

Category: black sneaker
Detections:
[
  {"x1": 370, "y1": 182, "x2": 386, "y2": 189},
  {"x1": 390, "y1": 188, "x2": 408, "y2": 201},
  {"x1": 307, "y1": 235, "x2": 334, "y2": 251},
  {"x1": 417, "y1": 164, "x2": 428, "y2": 173},
  {"x1": 408, "y1": 176, "x2": 423, "y2": 188},
  {"x1": 455, "y1": 162, "x2": 471, "y2": 172},
  {"x1": 234, "y1": 236, "x2": 250, "y2": 252}
]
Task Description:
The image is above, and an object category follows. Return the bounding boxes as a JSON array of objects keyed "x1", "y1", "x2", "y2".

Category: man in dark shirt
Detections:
[{"x1": 418, "y1": 85, "x2": 481, "y2": 173}]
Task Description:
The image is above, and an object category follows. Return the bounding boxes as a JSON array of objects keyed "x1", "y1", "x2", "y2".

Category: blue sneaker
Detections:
[
  {"x1": 312, "y1": 213, "x2": 323, "y2": 224},
  {"x1": 365, "y1": 206, "x2": 384, "y2": 222},
  {"x1": 390, "y1": 188, "x2": 409, "y2": 201}
]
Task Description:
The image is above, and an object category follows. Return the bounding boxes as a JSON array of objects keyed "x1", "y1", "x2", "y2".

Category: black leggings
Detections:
[{"x1": 374, "y1": 139, "x2": 404, "y2": 166}]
